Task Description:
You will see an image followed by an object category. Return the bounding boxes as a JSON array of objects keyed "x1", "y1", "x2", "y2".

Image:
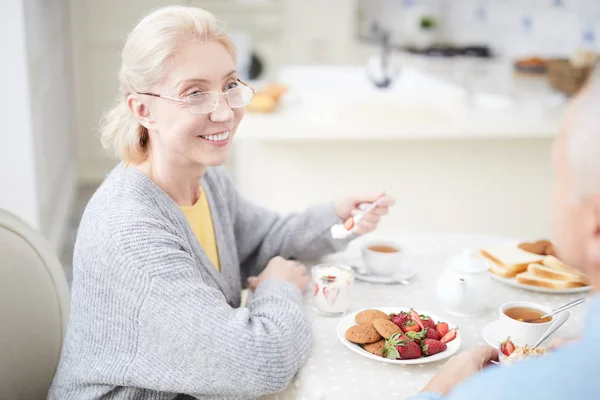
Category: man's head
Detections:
[{"x1": 551, "y1": 63, "x2": 600, "y2": 284}]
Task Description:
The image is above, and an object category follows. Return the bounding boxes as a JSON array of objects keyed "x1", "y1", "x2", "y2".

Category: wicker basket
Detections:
[{"x1": 546, "y1": 58, "x2": 593, "y2": 96}]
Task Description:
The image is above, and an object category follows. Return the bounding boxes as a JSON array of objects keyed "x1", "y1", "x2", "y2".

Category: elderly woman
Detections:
[{"x1": 49, "y1": 5, "x2": 394, "y2": 399}]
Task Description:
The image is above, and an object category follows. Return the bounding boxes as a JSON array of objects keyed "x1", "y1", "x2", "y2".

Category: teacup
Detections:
[
  {"x1": 499, "y1": 301, "x2": 568, "y2": 347},
  {"x1": 362, "y1": 241, "x2": 412, "y2": 277}
]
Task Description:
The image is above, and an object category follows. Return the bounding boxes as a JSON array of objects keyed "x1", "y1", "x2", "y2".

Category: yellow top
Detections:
[{"x1": 180, "y1": 187, "x2": 220, "y2": 272}]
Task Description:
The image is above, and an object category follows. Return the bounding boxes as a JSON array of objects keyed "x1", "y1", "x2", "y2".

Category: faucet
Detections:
[{"x1": 367, "y1": 23, "x2": 394, "y2": 89}]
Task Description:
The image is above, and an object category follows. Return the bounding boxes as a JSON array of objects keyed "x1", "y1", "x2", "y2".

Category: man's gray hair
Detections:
[{"x1": 568, "y1": 62, "x2": 600, "y2": 197}]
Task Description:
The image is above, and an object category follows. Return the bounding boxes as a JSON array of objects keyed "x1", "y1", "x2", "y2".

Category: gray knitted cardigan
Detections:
[{"x1": 48, "y1": 164, "x2": 351, "y2": 399}]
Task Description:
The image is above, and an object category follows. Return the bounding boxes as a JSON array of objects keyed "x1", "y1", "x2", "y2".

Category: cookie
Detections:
[
  {"x1": 373, "y1": 318, "x2": 402, "y2": 339},
  {"x1": 355, "y1": 309, "x2": 390, "y2": 325},
  {"x1": 363, "y1": 339, "x2": 386, "y2": 357},
  {"x1": 345, "y1": 324, "x2": 382, "y2": 344}
]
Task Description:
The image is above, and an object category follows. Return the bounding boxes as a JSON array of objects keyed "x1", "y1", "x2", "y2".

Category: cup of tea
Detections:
[
  {"x1": 499, "y1": 301, "x2": 568, "y2": 346},
  {"x1": 362, "y1": 241, "x2": 411, "y2": 277}
]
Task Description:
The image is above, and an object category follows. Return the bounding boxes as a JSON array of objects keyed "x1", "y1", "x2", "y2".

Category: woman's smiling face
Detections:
[{"x1": 144, "y1": 40, "x2": 245, "y2": 167}]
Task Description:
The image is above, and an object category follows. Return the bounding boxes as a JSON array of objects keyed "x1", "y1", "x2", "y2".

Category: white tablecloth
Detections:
[{"x1": 262, "y1": 233, "x2": 592, "y2": 400}]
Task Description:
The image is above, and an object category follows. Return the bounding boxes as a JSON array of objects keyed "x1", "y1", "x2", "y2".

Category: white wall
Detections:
[
  {"x1": 0, "y1": 0, "x2": 77, "y2": 250},
  {"x1": 0, "y1": 0, "x2": 39, "y2": 230}
]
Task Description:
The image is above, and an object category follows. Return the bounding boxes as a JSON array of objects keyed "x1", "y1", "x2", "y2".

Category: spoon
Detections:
[
  {"x1": 523, "y1": 298, "x2": 586, "y2": 323},
  {"x1": 532, "y1": 315, "x2": 569, "y2": 349}
]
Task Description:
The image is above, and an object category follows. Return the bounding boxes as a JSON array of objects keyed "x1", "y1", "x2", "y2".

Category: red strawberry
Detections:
[
  {"x1": 409, "y1": 309, "x2": 425, "y2": 330},
  {"x1": 421, "y1": 338, "x2": 447, "y2": 356},
  {"x1": 391, "y1": 312, "x2": 409, "y2": 328},
  {"x1": 425, "y1": 327, "x2": 442, "y2": 340},
  {"x1": 500, "y1": 336, "x2": 516, "y2": 357},
  {"x1": 420, "y1": 315, "x2": 436, "y2": 330},
  {"x1": 395, "y1": 339, "x2": 422, "y2": 359},
  {"x1": 405, "y1": 330, "x2": 426, "y2": 345},
  {"x1": 441, "y1": 329, "x2": 457, "y2": 344},
  {"x1": 401, "y1": 319, "x2": 421, "y2": 333},
  {"x1": 435, "y1": 322, "x2": 449, "y2": 337}
]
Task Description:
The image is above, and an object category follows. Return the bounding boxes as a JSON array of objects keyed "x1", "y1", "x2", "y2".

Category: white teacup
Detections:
[
  {"x1": 362, "y1": 241, "x2": 412, "y2": 277},
  {"x1": 499, "y1": 301, "x2": 570, "y2": 347}
]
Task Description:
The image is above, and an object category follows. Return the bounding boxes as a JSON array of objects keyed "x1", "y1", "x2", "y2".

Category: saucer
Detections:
[
  {"x1": 349, "y1": 260, "x2": 416, "y2": 284},
  {"x1": 481, "y1": 311, "x2": 570, "y2": 348}
]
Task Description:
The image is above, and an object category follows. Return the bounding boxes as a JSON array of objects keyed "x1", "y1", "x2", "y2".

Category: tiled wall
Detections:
[{"x1": 391, "y1": 0, "x2": 600, "y2": 57}]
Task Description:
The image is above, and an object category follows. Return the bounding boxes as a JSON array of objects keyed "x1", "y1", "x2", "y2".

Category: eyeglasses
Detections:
[{"x1": 137, "y1": 79, "x2": 255, "y2": 114}]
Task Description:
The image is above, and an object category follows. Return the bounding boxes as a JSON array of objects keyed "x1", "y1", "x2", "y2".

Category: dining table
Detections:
[{"x1": 261, "y1": 233, "x2": 593, "y2": 400}]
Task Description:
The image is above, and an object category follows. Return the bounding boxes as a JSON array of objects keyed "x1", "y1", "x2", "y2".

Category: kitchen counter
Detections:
[{"x1": 237, "y1": 57, "x2": 566, "y2": 141}]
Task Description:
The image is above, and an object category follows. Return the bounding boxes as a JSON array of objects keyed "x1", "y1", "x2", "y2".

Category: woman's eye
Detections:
[
  {"x1": 188, "y1": 90, "x2": 203, "y2": 97},
  {"x1": 225, "y1": 81, "x2": 239, "y2": 91}
]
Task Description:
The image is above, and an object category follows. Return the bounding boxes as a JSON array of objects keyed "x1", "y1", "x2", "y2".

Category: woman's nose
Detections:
[{"x1": 209, "y1": 96, "x2": 234, "y2": 122}]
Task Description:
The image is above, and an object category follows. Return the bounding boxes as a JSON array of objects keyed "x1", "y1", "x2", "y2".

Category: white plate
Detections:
[
  {"x1": 490, "y1": 273, "x2": 592, "y2": 294},
  {"x1": 481, "y1": 311, "x2": 570, "y2": 348},
  {"x1": 336, "y1": 306, "x2": 461, "y2": 365}
]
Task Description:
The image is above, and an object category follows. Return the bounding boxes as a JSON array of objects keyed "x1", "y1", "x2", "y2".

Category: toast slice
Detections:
[
  {"x1": 481, "y1": 246, "x2": 545, "y2": 278},
  {"x1": 515, "y1": 271, "x2": 586, "y2": 290},
  {"x1": 534, "y1": 259, "x2": 590, "y2": 286},
  {"x1": 543, "y1": 256, "x2": 589, "y2": 280}
]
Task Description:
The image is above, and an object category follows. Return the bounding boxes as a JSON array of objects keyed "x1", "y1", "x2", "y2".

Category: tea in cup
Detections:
[
  {"x1": 362, "y1": 241, "x2": 413, "y2": 277},
  {"x1": 499, "y1": 301, "x2": 558, "y2": 346}
]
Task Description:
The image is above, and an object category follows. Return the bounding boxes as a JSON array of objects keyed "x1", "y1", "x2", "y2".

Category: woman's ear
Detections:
[{"x1": 127, "y1": 94, "x2": 154, "y2": 130}]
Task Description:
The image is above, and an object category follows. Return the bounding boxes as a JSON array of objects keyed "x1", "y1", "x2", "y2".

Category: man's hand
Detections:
[{"x1": 421, "y1": 346, "x2": 499, "y2": 396}]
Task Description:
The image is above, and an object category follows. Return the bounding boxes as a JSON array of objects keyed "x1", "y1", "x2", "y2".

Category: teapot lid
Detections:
[{"x1": 445, "y1": 250, "x2": 489, "y2": 273}]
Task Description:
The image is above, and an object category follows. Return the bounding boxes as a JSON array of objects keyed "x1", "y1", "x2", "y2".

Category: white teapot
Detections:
[{"x1": 436, "y1": 250, "x2": 492, "y2": 317}]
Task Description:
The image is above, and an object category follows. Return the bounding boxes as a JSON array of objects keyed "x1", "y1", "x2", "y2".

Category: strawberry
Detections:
[
  {"x1": 425, "y1": 327, "x2": 442, "y2": 340},
  {"x1": 396, "y1": 340, "x2": 423, "y2": 359},
  {"x1": 405, "y1": 330, "x2": 426, "y2": 345},
  {"x1": 435, "y1": 322, "x2": 449, "y2": 337},
  {"x1": 382, "y1": 333, "x2": 406, "y2": 359},
  {"x1": 440, "y1": 329, "x2": 457, "y2": 344},
  {"x1": 421, "y1": 338, "x2": 447, "y2": 356},
  {"x1": 500, "y1": 336, "x2": 516, "y2": 357},
  {"x1": 409, "y1": 309, "x2": 425, "y2": 330},
  {"x1": 383, "y1": 333, "x2": 422, "y2": 359},
  {"x1": 420, "y1": 315, "x2": 436, "y2": 330},
  {"x1": 391, "y1": 312, "x2": 409, "y2": 328},
  {"x1": 401, "y1": 319, "x2": 421, "y2": 333}
]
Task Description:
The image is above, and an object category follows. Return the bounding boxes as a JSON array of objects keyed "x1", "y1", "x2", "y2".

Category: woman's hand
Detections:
[
  {"x1": 247, "y1": 256, "x2": 309, "y2": 292},
  {"x1": 333, "y1": 192, "x2": 395, "y2": 235}
]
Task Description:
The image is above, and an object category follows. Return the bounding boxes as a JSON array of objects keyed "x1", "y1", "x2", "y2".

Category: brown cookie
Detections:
[
  {"x1": 345, "y1": 324, "x2": 382, "y2": 344},
  {"x1": 355, "y1": 309, "x2": 390, "y2": 325},
  {"x1": 363, "y1": 339, "x2": 386, "y2": 357},
  {"x1": 373, "y1": 318, "x2": 402, "y2": 339}
]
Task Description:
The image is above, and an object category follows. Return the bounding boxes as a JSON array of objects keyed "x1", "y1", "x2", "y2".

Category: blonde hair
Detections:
[{"x1": 100, "y1": 6, "x2": 236, "y2": 163}]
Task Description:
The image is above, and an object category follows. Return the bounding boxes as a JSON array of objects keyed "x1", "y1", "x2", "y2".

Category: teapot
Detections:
[{"x1": 436, "y1": 250, "x2": 492, "y2": 317}]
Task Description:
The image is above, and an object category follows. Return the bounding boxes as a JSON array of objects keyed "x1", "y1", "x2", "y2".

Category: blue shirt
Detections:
[{"x1": 410, "y1": 295, "x2": 600, "y2": 400}]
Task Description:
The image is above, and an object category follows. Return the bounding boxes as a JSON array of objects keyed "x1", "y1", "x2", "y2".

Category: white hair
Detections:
[
  {"x1": 567, "y1": 62, "x2": 600, "y2": 197},
  {"x1": 100, "y1": 6, "x2": 236, "y2": 163}
]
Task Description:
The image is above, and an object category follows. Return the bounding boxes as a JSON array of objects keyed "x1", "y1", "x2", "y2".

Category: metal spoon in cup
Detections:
[{"x1": 522, "y1": 298, "x2": 586, "y2": 323}]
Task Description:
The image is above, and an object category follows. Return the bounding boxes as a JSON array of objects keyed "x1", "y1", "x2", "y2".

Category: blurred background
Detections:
[{"x1": 1, "y1": 0, "x2": 599, "y2": 278}]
